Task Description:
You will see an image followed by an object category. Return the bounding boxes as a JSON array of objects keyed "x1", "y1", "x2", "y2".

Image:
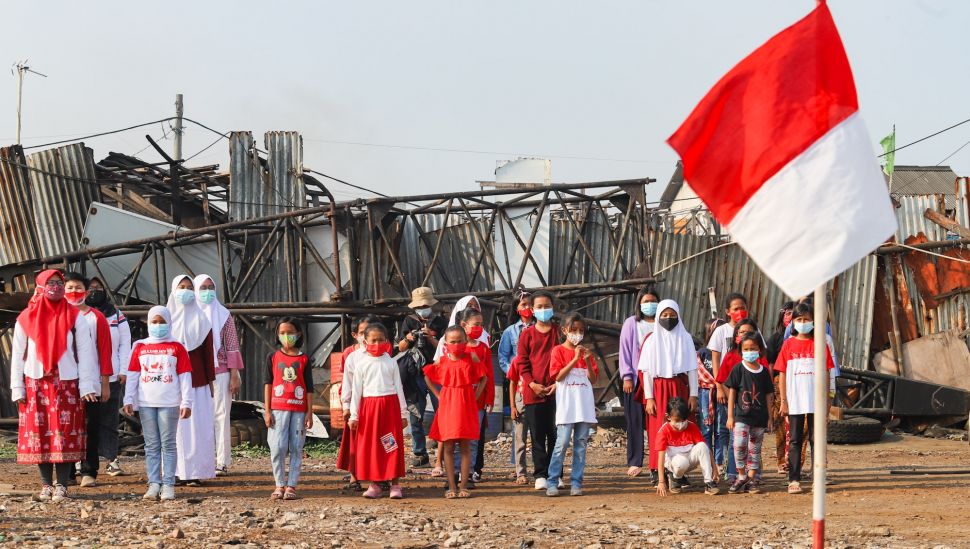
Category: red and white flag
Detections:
[{"x1": 667, "y1": 3, "x2": 896, "y2": 298}]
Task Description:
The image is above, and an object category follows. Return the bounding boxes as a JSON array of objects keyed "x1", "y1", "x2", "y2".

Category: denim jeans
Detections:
[
  {"x1": 140, "y1": 406, "x2": 179, "y2": 486},
  {"x1": 269, "y1": 410, "x2": 306, "y2": 487},
  {"x1": 715, "y1": 402, "x2": 735, "y2": 477},
  {"x1": 547, "y1": 422, "x2": 592, "y2": 490},
  {"x1": 409, "y1": 377, "x2": 439, "y2": 457},
  {"x1": 697, "y1": 389, "x2": 714, "y2": 453}
]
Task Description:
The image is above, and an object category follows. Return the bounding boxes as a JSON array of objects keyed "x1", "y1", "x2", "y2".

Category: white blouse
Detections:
[
  {"x1": 9, "y1": 316, "x2": 101, "y2": 402},
  {"x1": 349, "y1": 353, "x2": 408, "y2": 422},
  {"x1": 340, "y1": 348, "x2": 363, "y2": 411}
]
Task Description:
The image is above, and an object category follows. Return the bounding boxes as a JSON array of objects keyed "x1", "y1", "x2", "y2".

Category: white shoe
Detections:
[
  {"x1": 51, "y1": 485, "x2": 69, "y2": 503},
  {"x1": 143, "y1": 483, "x2": 161, "y2": 500},
  {"x1": 38, "y1": 485, "x2": 54, "y2": 502},
  {"x1": 80, "y1": 475, "x2": 96, "y2": 488},
  {"x1": 546, "y1": 486, "x2": 559, "y2": 497},
  {"x1": 105, "y1": 459, "x2": 124, "y2": 476},
  {"x1": 558, "y1": 479, "x2": 567, "y2": 489},
  {"x1": 534, "y1": 478, "x2": 548, "y2": 490},
  {"x1": 160, "y1": 485, "x2": 176, "y2": 501}
]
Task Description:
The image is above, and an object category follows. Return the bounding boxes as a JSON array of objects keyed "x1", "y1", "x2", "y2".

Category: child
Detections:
[
  {"x1": 498, "y1": 291, "x2": 533, "y2": 483},
  {"x1": 123, "y1": 306, "x2": 193, "y2": 501},
  {"x1": 336, "y1": 314, "x2": 379, "y2": 491},
  {"x1": 618, "y1": 287, "x2": 660, "y2": 478},
  {"x1": 506, "y1": 357, "x2": 530, "y2": 485},
  {"x1": 461, "y1": 308, "x2": 493, "y2": 483},
  {"x1": 637, "y1": 300, "x2": 699, "y2": 486},
  {"x1": 546, "y1": 313, "x2": 599, "y2": 497},
  {"x1": 264, "y1": 318, "x2": 314, "y2": 500},
  {"x1": 725, "y1": 334, "x2": 774, "y2": 494},
  {"x1": 424, "y1": 326, "x2": 487, "y2": 498},
  {"x1": 349, "y1": 323, "x2": 408, "y2": 499},
  {"x1": 517, "y1": 290, "x2": 560, "y2": 491},
  {"x1": 775, "y1": 302, "x2": 834, "y2": 494},
  {"x1": 655, "y1": 397, "x2": 720, "y2": 496}
]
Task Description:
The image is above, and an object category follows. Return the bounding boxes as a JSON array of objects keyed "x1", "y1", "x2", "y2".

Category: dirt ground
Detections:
[{"x1": 0, "y1": 429, "x2": 968, "y2": 549}]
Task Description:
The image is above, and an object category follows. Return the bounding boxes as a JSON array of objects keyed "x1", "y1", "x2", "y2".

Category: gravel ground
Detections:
[{"x1": 0, "y1": 428, "x2": 968, "y2": 549}]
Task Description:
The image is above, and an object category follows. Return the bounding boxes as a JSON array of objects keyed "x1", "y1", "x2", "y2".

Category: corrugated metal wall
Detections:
[
  {"x1": 26, "y1": 144, "x2": 100, "y2": 257},
  {"x1": 0, "y1": 146, "x2": 39, "y2": 274},
  {"x1": 399, "y1": 212, "x2": 495, "y2": 298}
]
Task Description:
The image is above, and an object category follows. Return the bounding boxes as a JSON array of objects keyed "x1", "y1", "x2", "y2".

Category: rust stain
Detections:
[
  {"x1": 936, "y1": 248, "x2": 970, "y2": 296},
  {"x1": 902, "y1": 233, "x2": 940, "y2": 309}
]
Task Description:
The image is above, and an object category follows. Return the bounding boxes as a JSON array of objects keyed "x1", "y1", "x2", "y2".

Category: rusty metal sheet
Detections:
[
  {"x1": 936, "y1": 248, "x2": 970, "y2": 297},
  {"x1": 0, "y1": 146, "x2": 39, "y2": 285},
  {"x1": 902, "y1": 233, "x2": 941, "y2": 309}
]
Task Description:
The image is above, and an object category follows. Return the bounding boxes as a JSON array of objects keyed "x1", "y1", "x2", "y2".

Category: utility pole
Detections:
[
  {"x1": 12, "y1": 60, "x2": 47, "y2": 144},
  {"x1": 173, "y1": 93, "x2": 183, "y2": 160}
]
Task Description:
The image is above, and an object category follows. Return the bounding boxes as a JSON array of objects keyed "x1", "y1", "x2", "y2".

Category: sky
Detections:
[{"x1": 1, "y1": 0, "x2": 968, "y2": 203}]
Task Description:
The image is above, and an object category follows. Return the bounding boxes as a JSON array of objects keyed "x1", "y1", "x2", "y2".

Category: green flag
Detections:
[{"x1": 880, "y1": 129, "x2": 895, "y2": 176}]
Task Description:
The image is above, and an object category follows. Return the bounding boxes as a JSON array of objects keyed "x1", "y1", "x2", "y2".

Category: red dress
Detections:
[{"x1": 424, "y1": 356, "x2": 484, "y2": 441}]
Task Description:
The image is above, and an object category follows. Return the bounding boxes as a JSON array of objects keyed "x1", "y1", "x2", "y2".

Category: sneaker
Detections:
[
  {"x1": 471, "y1": 472, "x2": 482, "y2": 483},
  {"x1": 534, "y1": 478, "x2": 548, "y2": 490},
  {"x1": 362, "y1": 484, "x2": 382, "y2": 499},
  {"x1": 80, "y1": 475, "x2": 96, "y2": 488},
  {"x1": 728, "y1": 477, "x2": 749, "y2": 494},
  {"x1": 143, "y1": 483, "x2": 161, "y2": 500},
  {"x1": 649, "y1": 469, "x2": 660, "y2": 486},
  {"x1": 667, "y1": 473, "x2": 682, "y2": 494},
  {"x1": 545, "y1": 485, "x2": 559, "y2": 497},
  {"x1": 787, "y1": 481, "x2": 803, "y2": 494},
  {"x1": 704, "y1": 481, "x2": 721, "y2": 495},
  {"x1": 51, "y1": 485, "x2": 69, "y2": 503},
  {"x1": 185, "y1": 479, "x2": 203, "y2": 487},
  {"x1": 105, "y1": 459, "x2": 124, "y2": 476},
  {"x1": 38, "y1": 485, "x2": 54, "y2": 502},
  {"x1": 748, "y1": 480, "x2": 763, "y2": 494},
  {"x1": 214, "y1": 467, "x2": 228, "y2": 477},
  {"x1": 675, "y1": 476, "x2": 691, "y2": 490},
  {"x1": 411, "y1": 454, "x2": 430, "y2": 468},
  {"x1": 388, "y1": 484, "x2": 404, "y2": 499},
  {"x1": 160, "y1": 485, "x2": 176, "y2": 501},
  {"x1": 570, "y1": 486, "x2": 583, "y2": 496}
]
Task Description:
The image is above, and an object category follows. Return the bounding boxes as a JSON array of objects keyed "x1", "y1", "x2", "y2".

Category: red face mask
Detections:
[
  {"x1": 444, "y1": 343, "x2": 467, "y2": 356},
  {"x1": 366, "y1": 342, "x2": 392, "y2": 357},
  {"x1": 44, "y1": 283, "x2": 66, "y2": 301},
  {"x1": 65, "y1": 291, "x2": 86, "y2": 306},
  {"x1": 518, "y1": 308, "x2": 533, "y2": 320},
  {"x1": 465, "y1": 325, "x2": 484, "y2": 340},
  {"x1": 729, "y1": 309, "x2": 748, "y2": 324}
]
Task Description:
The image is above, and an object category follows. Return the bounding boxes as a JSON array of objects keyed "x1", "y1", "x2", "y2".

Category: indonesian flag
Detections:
[{"x1": 667, "y1": 2, "x2": 897, "y2": 298}]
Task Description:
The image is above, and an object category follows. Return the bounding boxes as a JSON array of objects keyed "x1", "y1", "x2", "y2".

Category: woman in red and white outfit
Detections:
[
  {"x1": 349, "y1": 323, "x2": 408, "y2": 499},
  {"x1": 193, "y1": 274, "x2": 243, "y2": 477},
  {"x1": 10, "y1": 269, "x2": 99, "y2": 503},
  {"x1": 637, "y1": 299, "x2": 699, "y2": 483}
]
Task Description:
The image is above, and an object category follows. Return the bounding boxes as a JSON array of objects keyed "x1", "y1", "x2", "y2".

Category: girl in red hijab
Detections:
[{"x1": 10, "y1": 270, "x2": 99, "y2": 503}]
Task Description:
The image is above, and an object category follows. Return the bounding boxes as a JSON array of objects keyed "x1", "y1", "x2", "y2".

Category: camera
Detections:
[{"x1": 409, "y1": 329, "x2": 427, "y2": 349}]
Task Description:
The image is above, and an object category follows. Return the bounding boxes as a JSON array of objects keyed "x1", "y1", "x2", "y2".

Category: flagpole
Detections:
[{"x1": 812, "y1": 284, "x2": 828, "y2": 548}]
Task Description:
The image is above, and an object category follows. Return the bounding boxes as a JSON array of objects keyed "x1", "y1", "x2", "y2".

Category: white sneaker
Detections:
[
  {"x1": 546, "y1": 485, "x2": 559, "y2": 497},
  {"x1": 558, "y1": 479, "x2": 567, "y2": 489},
  {"x1": 534, "y1": 478, "x2": 548, "y2": 490},
  {"x1": 570, "y1": 486, "x2": 583, "y2": 496},
  {"x1": 38, "y1": 485, "x2": 54, "y2": 502},
  {"x1": 105, "y1": 459, "x2": 123, "y2": 476},
  {"x1": 51, "y1": 485, "x2": 69, "y2": 503},
  {"x1": 143, "y1": 483, "x2": 161, "y2": 500},
  {"x1": 80, "y1": 475, "x2": 96, "y2": 488},
  {"x1": 160, "y1": 484, "x2": 176, "y2": 501}
]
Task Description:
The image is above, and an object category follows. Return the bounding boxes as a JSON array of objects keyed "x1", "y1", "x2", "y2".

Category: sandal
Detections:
[
  {"x1": 283, "y1": 487, "x2": 299, "y2": 500},
  {"x1": 342, "y1": 481, "x2": 363, "y2": 491},
  {"x1": 514, "y1": 476, "x2": 527, "y2": 485},
  {"x1": 627, "y1": 466, "x2": 643, "y2": 477},
  {"x1": 457, "y1": 490, "x2": 471, "y2": 498},
  {"x1": 270, "y1": 487, "x2": 284, "y2": 500},
  {"x1": 444, "y1": 491, "x2": 456, "y2": 499},
  {"x1": 787, "y1": 481, "x2": 803, "y2": 494},
  {"x1": 430, "y1": 467, "x2": 444, "y2": 478}
]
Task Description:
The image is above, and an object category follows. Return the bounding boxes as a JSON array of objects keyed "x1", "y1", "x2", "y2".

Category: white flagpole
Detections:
[{"x1": 812, "y1": 285, "x2": 828, "y2": 548}]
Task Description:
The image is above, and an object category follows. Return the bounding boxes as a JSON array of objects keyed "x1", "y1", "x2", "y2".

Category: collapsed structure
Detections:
[{"x1": 1, "y1": 134, "x2": 969, "y2": 425}]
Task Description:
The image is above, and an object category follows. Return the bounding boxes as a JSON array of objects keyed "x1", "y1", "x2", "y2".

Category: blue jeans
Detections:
[
  {"x1": 409, "y1": 377, "x2": 439, "y2": 457},
  {"x1": 697, "y1": 390, "x2": 715, "y2": 452},
  {"x1": 548, "y1": 422, "x2": 592, "y2": 490},
  {"x1": 715, "y1": 402, "x2": 735, "y2": 476},
  {"x1": 140, "y1": 406, "x2": 179, "y2": 486},
  {"x1": 269, "y1": 410, "x2": 306, "y2": 487}
]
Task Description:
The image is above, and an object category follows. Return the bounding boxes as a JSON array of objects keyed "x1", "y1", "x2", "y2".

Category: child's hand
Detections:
[
  {"x1": 118, "y1": 375, "x2": 127, "y2": 385},
  {"x1": 401, "y1": 418, "x2": 409, "y2": 429},
  {"x1": 545, "y1": 384, "x2": 556, "y2": 396},
  {"x1": 510, "y1": 407, "x2": 518, "y2": 421},
  {"x1": 767, "y1": 418, "x2": 775, "y2": 433},
  {"x1": 265, "y1": 412, "x2": 274, "y2": 428},
  {"x1": 123, "y1": 404, "x2": 134, "y2": 416},
  {"x1": 179, "y1": 408, "x2": 192, "y2": 419},
  {"x1": 689, "y1": 396, "x2": 699, "y2": 413},
  {"x1": 573, "y1": 345, "x2": 586, "y2": 359},
  {"x1": 622, "y1": 378, "x2": 634, "y2": 394},
  {"x1": 645, "y1": 398, "x2": 657, "y2": 416},
  {"x1": 304, "y1": 414, "x2": 313, "y2": 430},
  {"x1": 716, "y1": 385, "x2": 727, "y2": 405},
  {"x1": 656, "y1": 480, "x2": 668, "y2": 497},
  {"x1": 343, "y1": 409, "x2": 351, "y2": 422},
  {"x1": 779, "y1": 401, "x2": 789, "y2": 415},
  {"x1": 726, "y1": 417, "x2": 734, "y2": 431},
  {"x1": 529, "y1": 382, "x2": 545, "y2": 397},
  {"x1": 348, "y1": 420, "x2": 358, "y2": 430}
]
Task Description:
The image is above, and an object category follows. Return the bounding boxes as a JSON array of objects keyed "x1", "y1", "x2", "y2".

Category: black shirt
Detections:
[
  {"x1": 724, "y1": 362, "x2": 774, "y2": 428},
  {"x1": 396, "y1": 314, "x2": 448, "y2": 365}
]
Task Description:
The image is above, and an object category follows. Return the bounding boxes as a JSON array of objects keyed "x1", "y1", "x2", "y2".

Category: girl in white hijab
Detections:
[
  {"x1": 193, "y1": 274, "x2": 243, "y2": 476},
  {"x1": 167, "y1": 275, "x2": 217, "y2": 484},
  {"x1": 433, "y1": 295, "x2": 489, "y2": 360},
  {"x1": 637, "y1": 299, "x2": 699, "y2": 482}
]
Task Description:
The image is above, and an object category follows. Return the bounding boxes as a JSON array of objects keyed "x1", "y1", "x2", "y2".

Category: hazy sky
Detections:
[{"x1": 2, "y1": 1, "x2": 967, "y2": 203}]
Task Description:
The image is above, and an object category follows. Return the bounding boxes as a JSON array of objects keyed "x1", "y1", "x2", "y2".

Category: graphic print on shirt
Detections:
[{"x1": 275, "y1": 359, "x2": 304, "y2": 401}]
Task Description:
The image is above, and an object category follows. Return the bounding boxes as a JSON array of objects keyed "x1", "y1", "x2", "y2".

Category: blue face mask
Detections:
[
  {"x1": 794, "y1": 321, "x2": 814, "y2": 335},
  {"x1": 742, "y1": 350, "x2": 761, "y2": 363},
  {"x1": 640, "y1": 302, "x2": 658, "y2": 317},
  {"x1": 534, "y1": 308, "x2": 554, "y2": 323},
  {"x1": 148, "y1": 324, "x2": 170, "y2": 339},
  {"x1": 198, "y1": 289, "x2": 216, "y2": 304},
  {"x1": 175, "y1": 288, "x2": 195, "y2": 305}
]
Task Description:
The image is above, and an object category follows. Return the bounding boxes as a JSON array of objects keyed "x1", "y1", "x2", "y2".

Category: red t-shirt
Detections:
[
  {"x1": 654, "y1": 421, "x2": 705, "y2": 452},
  {"x1": 466, "y1": 341, "x2": 494, "y2": 410},
  {"x1": 506, "y1": 359, "x2": 524, "y2": 396},
  {"x1": 773, "y1": 337, "x2": 835, "y2": 373},
  {"x1": 516, "y1": 323, "x2": 559, "y2": 405},
  {"x1": 715, "y1": 349, "x2": 769, "y2": 384},
  {"x1": 264, "y1": 351, "x2": 313, "y2": 413},
  {"x1": 549, "y1": 344, "x2": 600, "y2": 379}
]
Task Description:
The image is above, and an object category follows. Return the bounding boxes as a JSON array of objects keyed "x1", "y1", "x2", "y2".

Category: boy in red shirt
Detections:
[{"x1": 656, "y1": 397, "x2": 720, "y2": 496}]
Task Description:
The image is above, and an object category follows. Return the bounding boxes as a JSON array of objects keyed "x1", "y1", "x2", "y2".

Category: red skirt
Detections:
[
  {"x1": 353, "y1": 395, "x2": 405, "y2": 482},
  {"x1": 645, "y1": 375, "x2": 689, "y2": 470},
  {"x1": 429, "y1": 386, "x2": 479, "y2": 442},
  {"x1": 336, "y1": 417, "x2": 357, "y2": 475},
  {"x1": 17, "y1": 374, "x2": 86, "y2": 464}
]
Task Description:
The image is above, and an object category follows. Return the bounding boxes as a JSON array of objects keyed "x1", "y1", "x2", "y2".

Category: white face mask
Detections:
[
  {"x1": 566, "y1": 332, "x2": 584, "y2": 345},
  {"x1": 671, "y1": 420, "x2": 688, "y2": 431}
]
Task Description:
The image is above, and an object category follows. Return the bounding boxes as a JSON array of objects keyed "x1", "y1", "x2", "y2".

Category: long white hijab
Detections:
[
  {"x1": 193, "y1": 274, "x2": 231, "y2": 359},
  {"x1": 637, "y1": 299, "x2": 697, "y2": 378},
  {"x1": 166, "y1": 275, "x2": 212, "y2": 352}
]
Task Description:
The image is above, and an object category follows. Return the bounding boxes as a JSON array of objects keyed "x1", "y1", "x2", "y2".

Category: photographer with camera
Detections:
[{"x1": 396, "y1": 287, "x2": 447, "y2": 468}]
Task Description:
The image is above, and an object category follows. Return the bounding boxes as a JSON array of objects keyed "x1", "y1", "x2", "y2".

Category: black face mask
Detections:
[
  {"x1": 658, "y1": 317, "x2": 679, "y2": 331},
  {"x1": 85, "y1": 289, "x2": 107, "y2": 307}
]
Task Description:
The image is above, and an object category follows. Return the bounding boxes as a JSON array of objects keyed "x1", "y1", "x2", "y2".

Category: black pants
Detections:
[
  {"x1": 788, "y1": 413, "x2": 814, "y2": 481},
  {"x1": 39, "y1": 463, "x2": 72, "y2": 486},
  {"x1": 622, "y1": 387, "x2": 645, "y2": 468},
  {"x1": 524, "y1": 400, "x2": 557, "y2": 479},
  {"x1": 80, "y1": 382, "x2": 123, "y2": 478},
  {"x1": 474, "y1": 414, "x2": 488, "y2": 475}
]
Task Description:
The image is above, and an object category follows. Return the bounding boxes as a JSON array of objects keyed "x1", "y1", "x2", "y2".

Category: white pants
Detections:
[
  {"x1": 212, "y1": 372, "x2": 232, "y2": 469},
  {"x1": 665, "y1": 444, "x2": 714, "y2": 483}
]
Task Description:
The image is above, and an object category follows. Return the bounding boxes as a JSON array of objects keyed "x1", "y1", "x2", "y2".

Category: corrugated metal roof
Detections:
[
  {"x1": 0, "y1": 146, "x2": 40, "y2": 278},
  {"x1": 25, "y1": 143, "x2": 100, "y2": 257},
  {"x1": 889, "y1": 165, "x2": 958, "y2": 196}
]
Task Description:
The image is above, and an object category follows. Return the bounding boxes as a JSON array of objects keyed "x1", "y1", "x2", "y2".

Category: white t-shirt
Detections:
[
  {"x1": 706, "y1": 322, "x2": 734, "y2": 355},
  {"x1": 636, "y1": 320, "x2": 655, "y2": 343}
]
